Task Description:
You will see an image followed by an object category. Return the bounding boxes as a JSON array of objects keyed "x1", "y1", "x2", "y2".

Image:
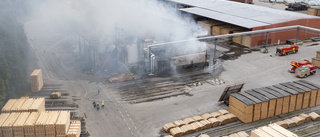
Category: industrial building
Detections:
[{"x1": 166, "y1": 0, "x2": 320, "y2": 47}]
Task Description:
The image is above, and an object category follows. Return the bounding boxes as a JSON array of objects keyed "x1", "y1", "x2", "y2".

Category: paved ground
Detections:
[{"x1": 24, "y1": 20, "x2": 320, "y2": 137}]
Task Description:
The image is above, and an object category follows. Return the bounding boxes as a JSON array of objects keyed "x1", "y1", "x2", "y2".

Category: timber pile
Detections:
[
  {"x1": 12, "y1": 112, "x2": 30, "y2": 137},
  {"x1": 20, "y1": 98, "x2": 36, "y2": 112},
  {"x1": 35, "y1": 111, "x2": 49, "y2": 137},
  {"x1": 11, "y1": 99, "x2": 26, "y2": 113},
  {"x1": 198, "y1": 134, "x2": 210, "y2": 137},
  {"x1": 1, "y1": 98, "x2": 44, "y2": 113},
  {"x1": 24, "y1": 112, "x2": 40, "y2": 137},
  {"x1": 311, "y1": 50, "x2": 320, "y2": 68},
  {"x1": 251, "y1": 123, "x2": 298, "y2": 137},
  {"x1": 228, "y1": 93, "x2": 254, "y2": 123},
  {"x1": 229, "y1": 80, "x2": 320, "y2": 123},
  {"x1": 1, "y1": 99, "x2": 18, "y2": 113},
  {"x1": 0, "y1": 113, "x2": 10, "y2": 137},
  {"x1": 29, "y1": 98, "x2": 45, "y2": 112},
  {"x1": 56, "y1": 111, "x2": 71, "y2": 136},
  {"x1": 2, "y1": 113, "x2": 20, "y2": 137},
  {"x1": 163, "y1": 110, "x2": 237, "y2": 136},
  {"x1": 46, "y1": 111, "x2": 60, "y2": 137},
  {"x1": 309, "y1": 112, "x2": 320, "y2": 121},
  {"x1": 275, "y1": 121, "x2": 288, "y2": 129},
  {"x1": 67, "y1": 120, "x2": 81, "y2": 137},
  {"x1": 30, "y1": 69, "x2": 43, "y2": 92}
]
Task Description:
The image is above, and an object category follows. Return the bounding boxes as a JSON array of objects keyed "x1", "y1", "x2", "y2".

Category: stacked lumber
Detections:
[
  {"x1": 163, "y1": 123, "x2": 175, "y2": 132},
  {"x1": 183, "y1": 118, "x2": 195, "y2": 124},
  {"x1": 199, "y1": 119, "x2": 212, "y2": 129},
  {"x1": 268, "y1": 123, "x2": 298, "y2": 137},
  {"x1": 192, "y1": 116, "x2": 203, "y2": 122},
  {"x1": 291, "y1": 116, "x2": 304, "y2": 126},
  {"x1": 307, "y1": 7, "x2": 319, "y2": 15},
  {"x1": 173, "y1": 120, "x2": 185, "y2": 127},
  {"x1": 309, "y1": 112, "x2": 320, "y2": 121},
  {"x1": 293, "y1": 81, "x2": 318, "y2": 107},
  {"x1": 251, "y1": 124, "x2": 298, "y2": 137},
  {"x1": 299, "y1": 113, "x2": 311, "y2": 123},
  {"x1": 285, "y1": 82, "x2": 311, "y2": 108},
  {"x1": 164, "y1": 135, "x2": 173, "y2": 137},
  {"x1": 46, "y1": 111, "x2": 60, "y2": 137},
  {"x1": 29, "y1": 98, "x2": 45, "y2": 112},
  {"x1": 24, "y1": 112, "x2": 40, "y2": 137},
  {"x1": 169, "y1": 127, "x2": 183, "y2": 137},
  {"x1": 0, "y1": 113, "x2": 10, "y2": 137},
  {"x1": 272, "y1": 85, "x2": 298, "y2": 112},
  {"x1": 56, "y1": 111, "x2": 70, "y2": 136},
  {"x1": 198, "y1": 134, "x2": 210, "y2": 137},
  {"x1": 12, "y1": 112, "x2": 30, "y2": 137},
  {"x1": 67, "y1": 120, "x2": 81, "y2": 137},
  {"x1": 312, "y1": 57, "x2": 320, "y2": 68},
  {"x1": 245, "y1": 90, "x2": 269, "y2": 119},
  {"x1": 238, "y1": 92, "x2": 262, "y2": 121},
  {"x1": 208, "y1": 118, "x2": 221, "y2": 127},
  {"x1": 11, "y1": 99, "x2": 26, "y2": 113},
  {"x1": 228, "y1": 93, "x2": 254, "y2": 123},
  {"x1": 267, "y1": 86, "x2": 291, "y2": 114},
  {"x1": 1, "y1": 99, "x2": 18, "y2": 113},
  {"x1": 252, "y1": 88, "x2": 277, "y2": 118},
  {"x1": 275, "y1": 121, "x2": 288, "y2": 129},
  {"x1": 30, "y1": 69, "x2": 43, "y2": 92},
  {"x1": 261, "y1": 87, "x2": 284, "y2": 115},
  {"x1": 296, "y1": 80, "x2": 320, "y2": 105},
  {"x1": 2, "y1": 113, "x2": 20, "y2": 137},
  {"x1": 163, "y1": 110, "x2": 237, "y2": 136},
  {"x1": 280, "y1": 82, "x2": 305, "y2": 110},
  {"x1": 210, "y1": 112, "x2": 221, "y2": 118},
  {"x1": 241, "y1": 35, "x2": 252, "y2": 48},
  {"x1": 201, "y1": 113, "x2": 214, "y2": 120},
  {"x1": 283, "y1": 119, "x2": 296, "y2": 128},
  {"x1": 35, "y1": 111, "x2": 49, "y2": 137},
  {"x1": 20, "y1": 98, "x2": 36, "y2": 112}
]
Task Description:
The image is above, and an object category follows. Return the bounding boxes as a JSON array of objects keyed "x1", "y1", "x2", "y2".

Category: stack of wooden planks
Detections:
[
  {"x1": 67, "y1": 120, "x2": 81, "y2": 137},
  {"x1": 35, "y1": 111, "x2": 49, "y2": 137},
  {"x1": 1, "y1": 98, "x2": 45, "y2": 113},
  {"x1": 2, "y1": 113, "x2": 20, "y2": 137},
  {"x1": 12, "y1": 112, "x2": 30, "y2": 137},
  {"x1": 46, "y1": 111, "x2": 60, "y2": 137},
  {"x1": 0, "y1": 113, "x2": 10, "y2": 137},
  {"x1": 251, "y1": 123, "x2": 298, "y2": 137},
  {"x1": 1, "y1": 99, "x2": 18, "y2": 113},
  {"x1": 29, "y1": 98, "x2": 45, "y2": 112},
  {"x1": 312, "y1": 50, "x2": 320, "y2": 68},
  {"x1": 24, "y1": 112, "x2": 40, "y2": 137},
  {"x1": 56, "y1": 111, "x2": 71, "y2": 136},
  {"x1": 162, "y1": 109, "x2": 238, "y2": 136},
  {"x1": 229, "y1": 80, "x2": 320, "y2": 123},
  {"x1": 30, "y1": 69, "x2": 44, "y2": 92}
]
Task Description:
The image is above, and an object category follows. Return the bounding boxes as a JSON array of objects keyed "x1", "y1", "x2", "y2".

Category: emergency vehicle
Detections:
[
  {"x1": 288, "y1": 60, "x2": 311, "y2": 73},
  {"x1": 295, "y1": 64, "x2": 316, "y2": 78},
  {"x1": 276, "y1": 45, "x2": 298, "y2": 56}
]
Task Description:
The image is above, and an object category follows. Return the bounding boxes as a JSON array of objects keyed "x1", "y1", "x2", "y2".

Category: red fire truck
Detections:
[
  {"x1": 295, "y1": 64, "x2": 316, "y2": 78},
  {"x1": 288, "y1": 60, "x2": 311, "y2": 73},
  {"x1": 276, "y1": 45, "x2": 299, "y2": 56}
]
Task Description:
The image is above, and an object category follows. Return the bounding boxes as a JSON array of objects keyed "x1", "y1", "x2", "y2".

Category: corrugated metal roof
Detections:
[
  {"x1": 180, "y1": 7, "x2": 268, "y2": 28},
  {"x1": 170, "y1": 0, "x2": 319, "y2": 28}
]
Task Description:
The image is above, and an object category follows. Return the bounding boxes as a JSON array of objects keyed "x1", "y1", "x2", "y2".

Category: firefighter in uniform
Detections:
[{"x1": 102, "y1": 100, "x2": 104, "y2": 108}]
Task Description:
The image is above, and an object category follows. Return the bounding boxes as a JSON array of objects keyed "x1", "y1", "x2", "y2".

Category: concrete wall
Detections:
[{"x1": 251, "y1": 18, "x2": 320, "y2": 47}]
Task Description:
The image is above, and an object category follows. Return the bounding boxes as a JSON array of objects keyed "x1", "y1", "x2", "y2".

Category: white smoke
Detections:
[{"x1": 25, "y1": 0, "x2": 200, "y2": 45}]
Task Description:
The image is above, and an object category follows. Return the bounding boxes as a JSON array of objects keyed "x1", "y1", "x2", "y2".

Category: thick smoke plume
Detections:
[{"x1": 25, "y1": 0, "x2": 200, "y2": 45}]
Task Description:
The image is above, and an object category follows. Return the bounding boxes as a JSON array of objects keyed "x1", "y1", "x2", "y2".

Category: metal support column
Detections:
[
  {"x1": 296, "y1": 27, "x2": 300, "y2": 45},
  {"x1": 265, "y1": 32, "x2": 269, "y2": 48},
  {"x1": 213, "y1": 38, "x2": 217, "y2": 69}
]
